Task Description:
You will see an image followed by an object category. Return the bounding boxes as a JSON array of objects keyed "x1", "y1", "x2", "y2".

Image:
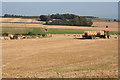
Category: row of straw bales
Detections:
[{"x1": 84, "y1": 31, "x2": 104, "y2": 35}]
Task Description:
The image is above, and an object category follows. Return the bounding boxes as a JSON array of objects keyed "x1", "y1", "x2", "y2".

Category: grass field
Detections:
[
  {"x1": 2, "y1": 27, "x2": 85, "y2": 34},
  {"x1": 2, "y1": 27, "x2": 120, "y2": 35}
]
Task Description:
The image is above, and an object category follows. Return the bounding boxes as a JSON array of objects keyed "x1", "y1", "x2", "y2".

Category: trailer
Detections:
[{"x1": 82, "y1": 30, "x2": 110, "y2": 39}]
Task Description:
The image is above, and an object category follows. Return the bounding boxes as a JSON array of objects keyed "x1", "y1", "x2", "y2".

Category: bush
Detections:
[
  {"x1": 27, "y1": 32, "x2": 33, "y2": 35},
  {"x1": 2, "y1": 32, "x2": 9, "y2": 36}
]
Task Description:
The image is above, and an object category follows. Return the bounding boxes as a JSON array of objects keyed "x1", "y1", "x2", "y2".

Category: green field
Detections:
[
  {"x1": 2, "y1": 27, "x2": 85, "y2": 35},
  {"x1": 1, "y1": 27, "x2": 120, "y2": 35}
]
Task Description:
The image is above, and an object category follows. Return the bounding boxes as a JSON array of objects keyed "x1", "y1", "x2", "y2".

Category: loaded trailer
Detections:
[{"x1": 82, "y1": 30, "x2": 110, "y2": 39}]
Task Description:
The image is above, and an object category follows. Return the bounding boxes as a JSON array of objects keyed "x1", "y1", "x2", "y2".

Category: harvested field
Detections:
[
  {"x1": 1, "y1": 23, "x2": 43, "y2": 27},
  {"x1": 2, "y1": 35, "x2": 118, "y2": 78},
  {"x1": 1, "y1": 18, "x2": 43, "y2": 23},
  {"x1": 92, "y1": 21, "x2": 118, "y2": 31}
]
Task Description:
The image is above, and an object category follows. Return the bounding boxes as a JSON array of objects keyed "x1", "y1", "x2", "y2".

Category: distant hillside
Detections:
[{"x1": 92, "y1": 18, "x2": 118, "y2": 22}]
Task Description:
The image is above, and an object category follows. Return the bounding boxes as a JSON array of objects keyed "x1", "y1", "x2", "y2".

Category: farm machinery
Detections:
[{"x1": 82, "y1": 30, "x2": 110, "y2": 39}]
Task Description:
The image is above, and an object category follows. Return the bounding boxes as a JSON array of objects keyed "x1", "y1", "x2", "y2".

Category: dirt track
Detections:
[{"x1": 2, "y1": 35, "x2": 118, "y2": 78}]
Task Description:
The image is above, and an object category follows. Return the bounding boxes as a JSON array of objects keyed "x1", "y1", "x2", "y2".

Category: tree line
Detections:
[
  {"x1": 39, "y1": 14, "x2": 94, "y2": 26},
  {"x1": 3, "y1": 14, "x2": 38, "y2": 18}
]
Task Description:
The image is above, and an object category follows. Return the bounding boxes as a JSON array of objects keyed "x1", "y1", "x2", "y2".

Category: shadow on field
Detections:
[
  {"x1": 74, "y1": 38, "x2": 88, "y2": 40},
  {"x1": 74, "y1": 37, "x2": 97, "y2": 40}
]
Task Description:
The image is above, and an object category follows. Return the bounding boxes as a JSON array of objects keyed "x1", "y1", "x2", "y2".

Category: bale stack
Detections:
[
  {"x1": 84, "y1": 31, "x2": 105, "y2": 35},
  {"x1": 84, "y1": 31, "x2": 97, "y2": 35},
  {"x1": 99, "y1": 31, "x2": 104, "y2": 35},
  {"x1": 97, "y1": 31, "x2": 104, "y2": 35}
]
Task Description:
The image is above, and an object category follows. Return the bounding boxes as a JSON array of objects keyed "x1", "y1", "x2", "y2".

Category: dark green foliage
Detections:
[
  {"x1": 113, "y1": 19, "x2": 118, "y2": 22},
  {"x1": 51, "y1": 14, "x2": 63, "y2": 19},
  {"x1": 27, "y1": 32, "x2": 33, "y2": 35},
  {"x1": 39, "y1": 15, "x2": 51, "y2": 21},
  {"x1": 3, "y1": 14, "x2": 38, "y2": 18},
  {"x1": 39, "y1": 14, "x2": 93, "y2": 26},
  {"x1": 2, "y1": 32, "x2": 9, "y2": 36}
]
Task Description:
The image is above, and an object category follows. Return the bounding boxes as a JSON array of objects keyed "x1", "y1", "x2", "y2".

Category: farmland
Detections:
[
  {"x1": 1, "y1": 18, "x2": 119, "y2": 78},
  {"x1": 2, "y1": 35, "x2": 118, "y2": 78},
  {"x1": 0, "y1": 18, "x2": 119, "y2": 35},
  {"x1": 0, "y1": 18, "x2": 118, "y2": 32}
]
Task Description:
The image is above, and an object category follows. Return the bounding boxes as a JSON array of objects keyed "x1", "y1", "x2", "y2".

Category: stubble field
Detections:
[
  {"x1": 1, "y1": 18, "x2": 119, "y2": 78},
  {"x1": 2, "y1": 35, "x2": 118, "y2": 78}
]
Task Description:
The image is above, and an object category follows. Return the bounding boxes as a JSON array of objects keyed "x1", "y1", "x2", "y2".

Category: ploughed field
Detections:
[{"x1": 3, "y1": 35, "x2": 118, "y2": 78}]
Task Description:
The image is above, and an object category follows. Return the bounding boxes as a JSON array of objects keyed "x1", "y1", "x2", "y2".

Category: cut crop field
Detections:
[
  {"x1": 2, "y1": 35, "x2": 118, "y2": 78},
  {"x1": 1, "y1": 18, "x2": 43, "y2": 23},
  {"x1": 1, "y1": 18, "x2": 119, "y2": 78}
]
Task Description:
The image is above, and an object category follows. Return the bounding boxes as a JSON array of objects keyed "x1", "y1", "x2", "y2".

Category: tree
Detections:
[
  {"x1": 40, "y1": 14, "x2": 93, "y2": 26},
  {"x1": 39, "y1": 15, "x2": 51, "y2": 21},
  {"x1": 113, "y1": 19, "x2": 117, "y2": 22}
]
